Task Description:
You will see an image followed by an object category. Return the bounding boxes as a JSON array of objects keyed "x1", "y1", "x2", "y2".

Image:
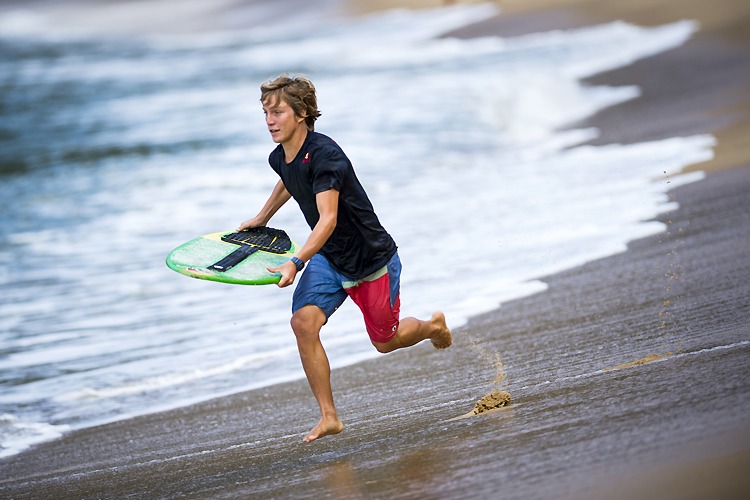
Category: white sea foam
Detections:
[
  {"x1": 0, "y1": 4, "x2": 710, "y2": 457},
  {"x1": 0, "y1": 414, "x2": 70, "y2": 458}
]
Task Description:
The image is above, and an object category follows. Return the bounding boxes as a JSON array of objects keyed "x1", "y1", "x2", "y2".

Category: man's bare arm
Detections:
[
  {"x1": 269, "y1": 189, "x2": 338, "y2": 288},
  {"x1": 237, "y1": 179, "x2": 292, "y2": 231}
]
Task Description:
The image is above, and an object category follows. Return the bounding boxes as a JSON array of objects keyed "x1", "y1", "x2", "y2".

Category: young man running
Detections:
[{"x1": 238, "y1": 74, "x2": 452, "y2": 443}]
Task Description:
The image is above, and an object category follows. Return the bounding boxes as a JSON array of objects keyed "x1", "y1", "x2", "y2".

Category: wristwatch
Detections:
[{"x1": 291, "y1": 256, "x2": 305, "y2": 272}]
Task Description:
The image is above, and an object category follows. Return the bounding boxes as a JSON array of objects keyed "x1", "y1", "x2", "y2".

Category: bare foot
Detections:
[
  {"x1": 303, "y1": 414, "x2": 344, "y2": 443},
  {"x1": 429, "y1": 311, "x2": 452, "y2": 349}
]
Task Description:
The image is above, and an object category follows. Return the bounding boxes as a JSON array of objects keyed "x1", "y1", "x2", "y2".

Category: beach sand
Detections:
[{"x1": 1, "y1": 0, "x2": 749, "y2": 498}]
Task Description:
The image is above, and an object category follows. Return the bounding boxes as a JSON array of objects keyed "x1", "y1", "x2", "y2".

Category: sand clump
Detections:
[
  {"x1": 472, "y1": 391, "x2": 512, "y2": 415},
  {"x1": 456, "y1": 331, "x2": 512, "y2": 418}
]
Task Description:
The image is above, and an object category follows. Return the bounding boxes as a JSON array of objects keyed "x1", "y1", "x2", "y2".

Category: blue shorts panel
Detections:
[
  {"x1": 385, "y1": 252, "x2": 401, "y2": 309},
  {"x1": 292, "y1": 254, "x2": 349, "y2": 319}
]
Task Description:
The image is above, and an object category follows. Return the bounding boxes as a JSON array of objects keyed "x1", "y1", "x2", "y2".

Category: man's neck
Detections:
[{"x1": 282, "y1": 127, "x2": 309, "y2": 164}]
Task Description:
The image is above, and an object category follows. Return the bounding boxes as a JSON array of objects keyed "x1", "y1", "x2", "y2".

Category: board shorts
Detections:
[{"x1": 292, "y1": 252, "x2": 401, "y2": 344}]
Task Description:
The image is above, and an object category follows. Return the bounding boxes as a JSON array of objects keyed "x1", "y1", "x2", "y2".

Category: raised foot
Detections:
[
  {"x1": 303, "y1": 415, "x2": 344, "y2": 443},
  {"x1": 429, "y1": 311, "x2": 452, "y2": 349}
]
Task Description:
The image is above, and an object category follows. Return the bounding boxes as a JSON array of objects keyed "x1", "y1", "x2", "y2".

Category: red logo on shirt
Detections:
[{"x1": 302, "y1": 153, "x2": 311, "y2": 163}]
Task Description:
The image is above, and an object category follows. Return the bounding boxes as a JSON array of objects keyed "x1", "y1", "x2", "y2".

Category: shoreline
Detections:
[{"x1": 2, "y1": 0, "x2": 750, "y2": 498}]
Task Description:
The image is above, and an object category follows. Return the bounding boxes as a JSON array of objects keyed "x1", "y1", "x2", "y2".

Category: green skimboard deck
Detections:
[{"x1": 166, "y1": 227, "x2": 299, "y2": 285}]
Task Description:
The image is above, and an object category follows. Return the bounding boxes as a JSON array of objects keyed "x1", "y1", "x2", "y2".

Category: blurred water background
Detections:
[{"x1": 0, "y1": 2, "x2": 712, "y2": 457}]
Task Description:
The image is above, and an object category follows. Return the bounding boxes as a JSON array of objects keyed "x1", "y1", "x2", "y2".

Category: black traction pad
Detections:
[{"x1": 208, "y1": 227, "x2": 292, "y2": 272}]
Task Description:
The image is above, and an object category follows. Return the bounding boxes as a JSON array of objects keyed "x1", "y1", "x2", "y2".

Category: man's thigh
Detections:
[{"x1": 292, "y1": 254, "x2": 349, "y2": 320}]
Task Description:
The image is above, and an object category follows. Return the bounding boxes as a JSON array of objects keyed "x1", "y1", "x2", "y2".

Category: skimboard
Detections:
[{"x1": 166, "y1": 227, "x2": 300, "y2": 285}]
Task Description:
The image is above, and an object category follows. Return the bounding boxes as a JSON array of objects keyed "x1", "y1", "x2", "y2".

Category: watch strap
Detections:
[{"x1": 291, "y1": 256, "x2": 305, "y2": 271}]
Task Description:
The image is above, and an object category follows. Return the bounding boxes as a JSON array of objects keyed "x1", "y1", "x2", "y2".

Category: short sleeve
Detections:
[
  {"x1": 311, "y1": 145, "x2": 348, "y2": 194},
  {"x1": 268, "y1": 145, "x2": 283, "y2": 175}
]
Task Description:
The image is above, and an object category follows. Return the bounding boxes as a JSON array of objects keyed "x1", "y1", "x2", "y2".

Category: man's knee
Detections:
[
  {"x1": 291, "y1": 305, "x2": 326, "y2": 341},
  {"x1": 372, "y1": 340, "x2": 397, "y2": 354}
]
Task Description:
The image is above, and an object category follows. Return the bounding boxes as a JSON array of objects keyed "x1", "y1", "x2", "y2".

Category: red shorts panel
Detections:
[{"x1": 345, "y1": 272, "x2": 400, "y2": 344}]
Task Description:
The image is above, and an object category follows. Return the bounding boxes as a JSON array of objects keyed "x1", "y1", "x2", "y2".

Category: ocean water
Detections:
[{"x1": 0, "y1": 3, "x2": 712, "y2": 458}]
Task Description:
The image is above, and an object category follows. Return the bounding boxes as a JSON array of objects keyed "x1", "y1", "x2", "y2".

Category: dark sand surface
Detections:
[{"x1": 2, "y1": 0, "x2": 750, "y2": 498}]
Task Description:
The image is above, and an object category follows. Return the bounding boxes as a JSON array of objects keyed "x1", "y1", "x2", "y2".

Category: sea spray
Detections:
[
  {"x1": 605, "y1": 169, "x2": 691, "y2": 371},
  {"x1": 655, "y1": 170, "x2": 690, "y2": 358},
  {"x1": 458, "y1": 331, "x2": 506, "y2": 388}
]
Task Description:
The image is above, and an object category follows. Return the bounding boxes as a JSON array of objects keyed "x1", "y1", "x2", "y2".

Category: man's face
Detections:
[{"x1": 263, "y1": 96, "x2": 305, "y2": 145}]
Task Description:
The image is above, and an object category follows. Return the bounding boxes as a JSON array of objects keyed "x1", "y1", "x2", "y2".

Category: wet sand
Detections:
[{"x1": 2, "y1": 0, "x2": 750, "y2": 498}]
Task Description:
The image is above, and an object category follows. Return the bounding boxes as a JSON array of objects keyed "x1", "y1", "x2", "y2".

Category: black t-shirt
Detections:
[{"x1": 269, "y1": 131, "x2": 397, "y2": 279}]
